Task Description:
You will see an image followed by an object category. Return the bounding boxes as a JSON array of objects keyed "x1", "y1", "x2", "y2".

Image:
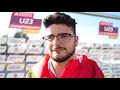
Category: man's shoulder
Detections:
[
  {"x1": 26, "y1": 60, "x2": 45, "y2": 78},
  {"x1": 78, "y1": 54, "x2": 97, "y2": 65},
  {"x1": 81, "y1": 54, "x2": 96, "y2": 61},
  {"x1": 32, "y1": 60, "x2": 44, "y2": 69}
]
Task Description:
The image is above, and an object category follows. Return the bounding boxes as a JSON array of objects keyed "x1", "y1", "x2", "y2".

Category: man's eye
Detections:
[{"x1": 47, "y1": 36, "x2": 54, "y2": 40}]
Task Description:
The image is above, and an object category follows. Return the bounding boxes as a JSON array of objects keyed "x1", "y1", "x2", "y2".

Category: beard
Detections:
[{"x1": 51, "y1": 46, "x2": 76, "y2": 63}]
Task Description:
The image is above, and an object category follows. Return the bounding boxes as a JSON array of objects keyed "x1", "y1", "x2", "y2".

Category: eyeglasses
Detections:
[{"x1": 42, "y1": 33, "x2": 76, "y2": 44}]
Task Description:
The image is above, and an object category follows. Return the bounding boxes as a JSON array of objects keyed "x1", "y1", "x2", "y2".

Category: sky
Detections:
[{"x1": 0, "y1": 12, "x2": 120, "y2": 45}]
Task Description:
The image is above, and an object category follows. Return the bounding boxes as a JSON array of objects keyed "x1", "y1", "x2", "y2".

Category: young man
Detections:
[{"x1": 26, "y1": 12, "x2": 104, "y2": 78}]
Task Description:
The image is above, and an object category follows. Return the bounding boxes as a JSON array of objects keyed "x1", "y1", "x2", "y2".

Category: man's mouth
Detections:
[{"x1": 52, "y1": 47, "x2": 66, "y2": 51}]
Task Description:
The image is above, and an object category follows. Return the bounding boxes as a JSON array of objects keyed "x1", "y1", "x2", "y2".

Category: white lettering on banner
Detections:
[
  {"x1": 111, "y1": 50, "x2": 120, "y2": 59},
  {"x1": 0, "y1": 55, "x2": 6, "y2": 62},
  {"x1": 26, "y1": 47, "x2": 43, "y2": 54},
  {"x1": 101, "y1": 57, "x2": 112, "y2": 61},
  {"x1": 23, "y1": 30, "x2": 40, "y2": 34},
  {"x1": 19, "y1": 18, "x2": 33, "y2": 24},
  {"x1": 7, "y1": 64, "x2": 25, "y2": 71},
  {"x1": 101, "y1": 43, "x2": 111, "y2": 48},
  {"x1": 99, "y1": 32, "x2": 118, "y2": 36},
  {"x1": 76, "y1": 49, "x2": 88, "y2": 55},
  {"x1": 113, "y1": 69, "x2": 120, "y2": 75},
  {"x1": 7, "y1": 55, "x2": 25, "y2": 63},
  {"x1": 9, "y1": 24, "x2": 40, "y2": 30},
  {"x1": 100, "y1": 21, "x2": 113, "y2": 26},
  {"x1": 88, "y1": 49, "x2": 101, "y2": 56},
  {"x1": 104, "y1": 26, "x2": 113, "y2": 32},
  {"x1": 0, "y1": 73, "x2": 5, "y2": 78},
  {"x1": 25, "y1": 64, "x2": 35, "y2": 70},
  {"x1": 102, "y1": 69, "x2": 112, "y2": 75},
  {"x1": 102, "y1": 50, "x2": 111, "y2": 53},
  {"x1": 26, "y1": 55, "x2": 43, "y2": 62},
  {"x1": 7, "y1": 47, "x2": 26, "y2": 53},
  {"x1": 13, "y1": 12, "x2": 33, "y2": 18},
  {"x1": 0, "y1": 38, "x2": 7, "y2": 44},
  {"x1": 101, "y1": 50, "x2": 112, "y2": 56},
  {"x1": 0, "y1": 64, "x2": 5, "y2": 71},
  {"x1": 112, "y1": 64, "x2": 120, "y2": 69},
  {"x1": 113, "y1": 55, "x2": 120, "y2": 59},
  {"x1": 112, "y1": 50, "x2": 120, "y2": 54},
  {"x1": 88, "y1": 55, "x2": 100, "y2": 62},
  {"x1": 101, "y1": 63, "x2": 112, "y2": 69},
  {"x1": 0, "y1": 46, "x2": 7, "y2": 53},
  {"x1": 113, "y1": 75, "x2": 120, "y2": 78},
  {"x1": 7, "y1": 38, "x2": 26, "y2": 44},
  {"x1": 27, "y1": 40, "x2": 43, "y2": 45},
  {"x1": 113, "y1": 44, "x2": 120, "y2": 49},
  {"x1": 6, "y1": 73, "x2": 25, "y2": 78},
  {"x1": 101, "y1": 59, "x2": 112, "y2": 63}
]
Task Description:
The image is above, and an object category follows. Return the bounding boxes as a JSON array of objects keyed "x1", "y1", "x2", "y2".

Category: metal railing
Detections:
[{"x1": 72, "y1": 12, "x2": 120, "y2": 20}]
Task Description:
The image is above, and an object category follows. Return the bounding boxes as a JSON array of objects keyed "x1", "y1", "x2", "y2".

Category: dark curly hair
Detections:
[{"x1": 43, "y1": 12, "x2": 77, "y2": 35}]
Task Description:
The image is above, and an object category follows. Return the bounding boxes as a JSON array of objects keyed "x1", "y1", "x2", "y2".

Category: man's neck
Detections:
[{"x1": 50, "y1": 54, "x2": 78, "y2": 78}]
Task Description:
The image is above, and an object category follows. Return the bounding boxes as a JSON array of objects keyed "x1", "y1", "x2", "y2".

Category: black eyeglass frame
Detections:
[{"x1": 42, "y1": 33, "x2": 76, "y2": 43}]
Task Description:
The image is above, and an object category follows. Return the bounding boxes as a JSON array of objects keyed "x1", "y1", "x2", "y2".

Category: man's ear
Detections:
[{"x1": 75, "y1": 36, "x2": 79, "y2": 47}]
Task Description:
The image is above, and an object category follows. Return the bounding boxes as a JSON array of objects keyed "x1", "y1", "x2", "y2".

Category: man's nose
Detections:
[{"x1": 52, "y1": 37, "x2": 61, "y2": 45}]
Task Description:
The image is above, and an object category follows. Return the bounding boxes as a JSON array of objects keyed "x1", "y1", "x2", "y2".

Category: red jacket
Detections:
[{"x1": 26, "y1": 54, "x2": 104, "y2": 78}]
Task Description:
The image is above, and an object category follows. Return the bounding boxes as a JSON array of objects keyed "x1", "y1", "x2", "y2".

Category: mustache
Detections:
[{"x1": 52, "y1": 46, "x2": 66, "y2": 50}]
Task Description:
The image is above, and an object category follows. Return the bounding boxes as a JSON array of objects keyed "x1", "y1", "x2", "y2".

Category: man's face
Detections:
[{"x1": 44, "y1": 24, "x2": 78, "y2": 62}]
